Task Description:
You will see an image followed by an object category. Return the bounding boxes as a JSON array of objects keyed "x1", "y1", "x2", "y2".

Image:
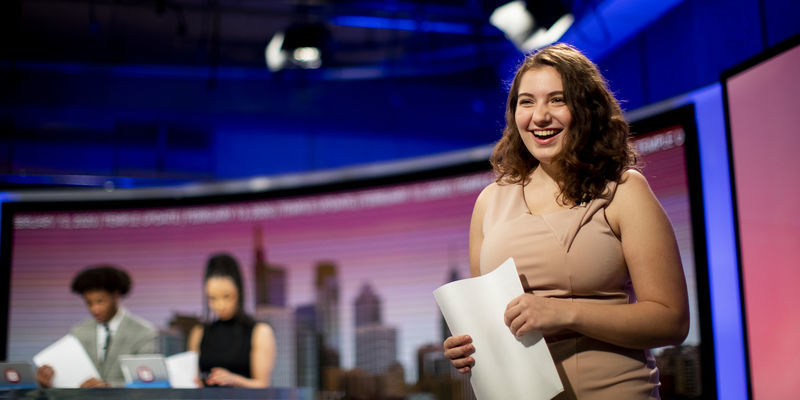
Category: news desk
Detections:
[{"x1": 0, "y1": 387, "x2": 314, "y2": 399}]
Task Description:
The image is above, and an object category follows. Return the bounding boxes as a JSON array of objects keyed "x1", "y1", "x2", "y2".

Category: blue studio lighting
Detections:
[
  {"x1": 691, "y1": 84, "x2": 748, "y2": 400},
  {"x1": 331, "y1": 15, "x2": 474, "y2": 35}
]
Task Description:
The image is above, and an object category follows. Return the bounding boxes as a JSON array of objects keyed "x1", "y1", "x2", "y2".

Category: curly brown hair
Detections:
[{"x1": 490, "y1": 43, "x2": 637, "y2": 205}]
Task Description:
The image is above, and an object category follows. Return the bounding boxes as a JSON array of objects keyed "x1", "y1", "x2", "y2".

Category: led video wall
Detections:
[
  {"x1": 4, "y1": 169, "x2": 493, "y2": 388},
  {"x1": 3, "y1": 105, "x2": 711, "y2": 396},
  {"x1": 629, "y1": 105, "x2": 710, "y2": 399},
  {"x1": 724, "y1": 36, "x2": 800, "y2": 400}
]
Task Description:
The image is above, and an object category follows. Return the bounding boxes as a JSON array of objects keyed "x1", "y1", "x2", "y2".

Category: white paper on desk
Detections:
[
  {"x1": 434, "y1": 257, "x2": 563, "y2": 400},
  {"x1": 32, "y1": 334, "x2": 100, "y2": 388},
  {"x1": 165, "y1": 351, "x2": 199, "y2": 388}
]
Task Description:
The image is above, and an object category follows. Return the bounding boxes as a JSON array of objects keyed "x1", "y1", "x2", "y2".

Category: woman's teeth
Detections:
[{"x1": 533, "y1": 129, "x2": 561, "y2": 139}]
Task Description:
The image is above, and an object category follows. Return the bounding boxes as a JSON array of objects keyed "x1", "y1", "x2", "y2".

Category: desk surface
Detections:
[{"x1": 0, "y1": 387, "x2": 315, "y2": 400}]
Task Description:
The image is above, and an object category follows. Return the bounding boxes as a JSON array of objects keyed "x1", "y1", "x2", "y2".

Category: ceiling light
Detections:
[
  {"x1": 265, "y1": 23, "x2": 328, "y2": 72},
  {"x1": 489, "y1": 0, "x2": 573, "y2": 52},
  {"x1": 292, "y1": 47, "x2": 322, "y2": 69},
  {"x1": 265, "y1": 32, "x2": 287, "y2": 72}
]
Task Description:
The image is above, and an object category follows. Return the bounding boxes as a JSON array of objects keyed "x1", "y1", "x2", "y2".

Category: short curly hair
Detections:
[
  {"x1": 490, "y1": 43, "x2": 637, "y2": 204},
  {"x1": 71, "y1": 265, "x2": 132, "y2": 295}
]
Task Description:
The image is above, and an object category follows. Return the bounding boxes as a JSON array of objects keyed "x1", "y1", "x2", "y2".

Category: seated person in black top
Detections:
[{"x1": 188, "y1": 253, "x2": 276, "y2": 388}]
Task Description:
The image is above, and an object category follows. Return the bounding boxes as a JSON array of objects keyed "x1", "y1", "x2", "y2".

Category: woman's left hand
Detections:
[
  {"x1": 205, "y1": 367, "x2": 240, "y2": 387},
  {"x1": 504, "y1": 293, "x2": 572, "y2": 337}
]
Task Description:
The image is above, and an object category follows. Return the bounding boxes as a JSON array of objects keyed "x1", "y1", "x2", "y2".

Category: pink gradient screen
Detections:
[
  {"x1": 6, "y1": 129, "x2": 704, "y2": 388},
  {"x1": 7, "y1": 172, "x2": 493, "y2": 384},
  {"x1": 726, "y1": 43, "x2": 800, "y2": 399}
]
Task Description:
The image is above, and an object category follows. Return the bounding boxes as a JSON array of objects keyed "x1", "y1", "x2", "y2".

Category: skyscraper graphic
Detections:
[
  {"x1": 315, "y1": 261, "x2": 341, "y2": 381},
  {"x1": 413, "y1": 258, "x2": 476, "y2": 400},
  {"x1": 354, "y1": 283, "x2": 398, "y2": 375},
  {"x1": 356, "y1": 325, "x2": 398, "y2": 375},
  {"x1": 252, "y1": 224, "x2": 294, "y2": 387},
  {"x1": 354, "y1": 282, "x2": 381, "y2": 327},
  {"x1": 657, "y1": 345, "x2": 702, "y2": 398},
  {"x1": 294, "y1": 304, "x2": 319, "y2": 389},
  {"x1": 315, "y1": 261, "x2": 340, "y2": 355},
  {"x1": 417, "y1": 344, "x2": 451, "y2": 382},
  {"x1": 253, "y1": 224, "x2": 287, "y2": 307},
  {"x1": 442, "y1": 266, "x2": 460, "y2": 342},
  {"x1": 255, "y1": 305, "x2": 297, "y2": 388}
]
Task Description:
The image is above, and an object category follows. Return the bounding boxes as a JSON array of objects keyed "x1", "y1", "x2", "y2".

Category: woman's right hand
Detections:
[
  {"x1": 443, "y1": 334, "x2": 475, "y2": 374},
  {"x1": 36, "y1": 365, "x2": 54, "y2": 388}
]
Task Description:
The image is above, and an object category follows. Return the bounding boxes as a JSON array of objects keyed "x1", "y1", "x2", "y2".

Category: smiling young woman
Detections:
[
  {"x1": 514, "y1": 65, "x2": 573, "y2": 168},
  {"x1": 443, "y1": 43, "x2": 689, "y2": 400}
]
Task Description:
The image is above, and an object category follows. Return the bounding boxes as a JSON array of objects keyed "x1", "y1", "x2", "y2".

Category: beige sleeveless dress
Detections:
[{"x1": 479, "y1": 181, "x2": 660, "y2": 400}]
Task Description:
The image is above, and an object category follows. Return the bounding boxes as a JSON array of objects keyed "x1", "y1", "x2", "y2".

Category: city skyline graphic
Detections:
[
  {"x1": 8, "y1": 127, "x2": 703, "y2": 397},
  {"x1": 8, "y1": 171, "x2": 493, "y2": 386}
]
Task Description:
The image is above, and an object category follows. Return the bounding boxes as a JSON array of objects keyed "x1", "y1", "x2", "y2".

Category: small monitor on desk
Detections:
[
  {"x1": 118, "y1": 354, "x2": 170, "y2": 388},
  {"x1": 0, "y1": 362, "x2": 37, "y2": 389}
]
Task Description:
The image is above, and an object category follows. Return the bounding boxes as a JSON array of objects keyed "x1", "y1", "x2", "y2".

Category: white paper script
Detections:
[{"x1": 433, "y1": 257, "x2": 563, "y2": 400}]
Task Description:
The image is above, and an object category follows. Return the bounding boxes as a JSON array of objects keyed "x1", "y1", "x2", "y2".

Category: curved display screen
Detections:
[{"x1": 2, "y1": 108, "x2": 713, "y2": 397}]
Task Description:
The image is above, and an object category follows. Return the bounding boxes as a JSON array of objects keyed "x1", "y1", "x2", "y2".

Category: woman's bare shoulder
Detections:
[
  {"x1": 253, "y1": 322, "x2": 275, "y2": 339},
  {"x1": 252, "y1": 322, "x2": 276, "y2": 347},
  {"x1": 187, "y1": 324, "x2": 204, "y2": 351},
  {"x1": 472, "y1": 181, "x2": 496, "y2": 205},
  {"x1": 189, "y1": 324, "x2": 204, "y2": 336},
  {"x1": 615, "y1": 169, "x2": 653, "y2": 200}
]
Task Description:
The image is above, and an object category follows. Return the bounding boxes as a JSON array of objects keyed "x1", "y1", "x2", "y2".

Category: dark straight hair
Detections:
[{"x1": 203, "y1": 252, "x2": 254, "y2": 325}]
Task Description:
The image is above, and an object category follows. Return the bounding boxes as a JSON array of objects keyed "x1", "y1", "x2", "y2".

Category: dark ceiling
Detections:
[
  {"x1": 7, "y1": 0, "x2": 514, "y2": 73},
  {"x1": 6, "y1": 0, "x2": 685, "y2": 188}
]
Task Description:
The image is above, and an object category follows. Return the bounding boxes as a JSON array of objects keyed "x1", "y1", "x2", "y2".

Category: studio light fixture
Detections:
[
  {"x1": 489, "y1": 0, "x2": 574, "y2": 52},
  {"x1": 265, "y1": 32, "x2": 287, "y2": 72},
  {"x1": 265, "y1": 23, "x2": 328, "y2": 72}
]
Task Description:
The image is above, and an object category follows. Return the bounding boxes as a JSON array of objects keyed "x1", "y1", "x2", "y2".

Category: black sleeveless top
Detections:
[{"x1": 199, "y1": 318, "x2": 255, "y2": 378}]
